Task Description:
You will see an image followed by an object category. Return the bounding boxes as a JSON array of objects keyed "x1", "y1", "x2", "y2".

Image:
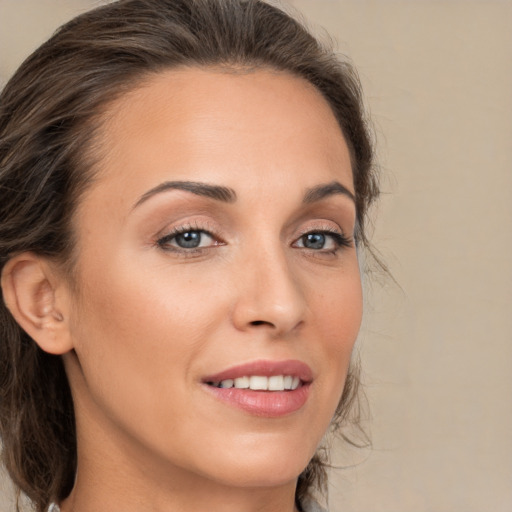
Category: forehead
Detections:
[{"x1": 86, "y1": 67, "x2": 353, "y2": 207}]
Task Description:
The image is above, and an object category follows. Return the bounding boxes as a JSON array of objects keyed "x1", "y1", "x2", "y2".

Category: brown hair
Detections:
[{"x1": 0, "y1": 1, "x2": 378, "y2": 510}]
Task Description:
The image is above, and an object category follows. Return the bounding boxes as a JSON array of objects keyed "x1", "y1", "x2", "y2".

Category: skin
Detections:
[{"x1": 3, "y1": 68, "x2": 362, "y2": 512}]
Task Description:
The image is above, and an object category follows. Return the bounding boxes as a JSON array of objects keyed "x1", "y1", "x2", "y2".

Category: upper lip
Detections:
[{"x1": 202, "y1": 359, "x2": 313, "y2": 384}]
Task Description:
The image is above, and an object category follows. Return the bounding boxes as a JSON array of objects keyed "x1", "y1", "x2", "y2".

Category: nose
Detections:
[{"x1": 230, "y1": 245, "x2": 307, "y2": 336}]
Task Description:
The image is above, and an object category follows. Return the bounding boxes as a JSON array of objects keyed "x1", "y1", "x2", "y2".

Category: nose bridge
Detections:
[{"x1": 231, "y1": 235, "x2": 307, "y2": 334}]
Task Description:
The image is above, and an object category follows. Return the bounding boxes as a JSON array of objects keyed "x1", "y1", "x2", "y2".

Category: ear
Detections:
[{"x1": 1, "y1": 253, "x2": 73, "y2": 355}]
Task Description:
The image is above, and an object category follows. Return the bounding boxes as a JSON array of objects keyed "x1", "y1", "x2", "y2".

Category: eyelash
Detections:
[
  {"x1": 294, "y1": 227, "x2": 353, "y2": 255},
  {"x1": 156, "y1": 222, "x2": 222, "y2": 255},
  {"x1": 156, "y1": 224, "x2": 352, "y2": 257}
]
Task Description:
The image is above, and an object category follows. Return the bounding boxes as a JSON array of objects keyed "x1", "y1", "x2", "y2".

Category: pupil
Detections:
[
  {"x1": 304, "y1": 233, "x2": 325, "y2": 249},
  {"x1": 176, "y1": 231, "x2": 201, "y2": 248}
]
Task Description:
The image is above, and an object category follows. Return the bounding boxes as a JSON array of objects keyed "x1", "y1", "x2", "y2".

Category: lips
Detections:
[
  {"x1": 203, "y1": 359, "x2": 313, "y2": 384},
  {"x1": 202, "y1": 360, "x2": 313, "y2": 417}
]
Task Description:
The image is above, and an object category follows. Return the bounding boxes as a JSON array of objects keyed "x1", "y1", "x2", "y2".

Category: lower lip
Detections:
[{"x1": 203, "y1": 384, "x2": 311, "y2": 417}]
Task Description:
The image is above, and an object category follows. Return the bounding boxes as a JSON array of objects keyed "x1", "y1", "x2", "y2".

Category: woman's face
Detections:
[{"x1": 63, "y1": 68, "x2": 362, "y2": 491}]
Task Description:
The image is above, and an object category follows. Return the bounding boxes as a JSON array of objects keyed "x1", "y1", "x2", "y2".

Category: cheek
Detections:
[
  {"x1": 312, "y1": 264, "x2": 363, "y2": 346},
  {"x1": 309, "y1": 268, "x2": 363, "y2": 400},
  {"x1": 73, "y1": 268, "x2": 200, "y2": 371},
  {"x1": 327, "y1": 285, "x2": 362, "y2": 359},
  {"x1": 68, "y1": 250, "x2": 239, "y2": 396},
  {"x1": 66, "y1": 259, "x2": 235, "y2": 462}
]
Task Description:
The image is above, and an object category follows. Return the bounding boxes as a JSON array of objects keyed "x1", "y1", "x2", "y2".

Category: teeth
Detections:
[
  {"x1": 234, "y1": 376, "x2": 249, "y2": 389},
  {"x1": 213, "y1": 375, "x2": 301, "y2": 391},
  {"x1": 219, "y1": 379, "x2": 234, "y2": 389},
  {"x1": 249, "y1": 376, "x2": 268, "y2": 390},
  {"x1": 268, "y1": 375, "x2": 284, "y2": 391}
]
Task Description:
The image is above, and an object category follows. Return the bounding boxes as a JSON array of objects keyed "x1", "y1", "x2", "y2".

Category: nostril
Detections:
[{"x1": 250, "y1": 320, "x2": 273, "y2": 327}]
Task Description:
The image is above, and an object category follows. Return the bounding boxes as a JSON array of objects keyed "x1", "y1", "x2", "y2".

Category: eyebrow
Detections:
[
  {"x1": 133, "y1": 180, "x2": 237, "y2": 208},
  {"x1": 133, "y1": 179, "x2": 355, "y2": 209},
  {"x1": 302, "y1": 181, "x2": 356, "y2": 204}
]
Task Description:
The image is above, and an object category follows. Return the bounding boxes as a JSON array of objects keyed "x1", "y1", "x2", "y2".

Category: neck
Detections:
[
  {"x1": 61, "y1": 463, "x2": 300, "y2": 512},
  {"x1": 61, "y1": 400, "x2": 300, "y2": 512}
]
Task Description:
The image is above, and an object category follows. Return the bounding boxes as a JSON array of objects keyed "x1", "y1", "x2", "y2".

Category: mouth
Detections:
[
  {"x1": 206, "y1": 375, "x2": 302, "y2": 391},
  {"x1": 202, "y1": 360, "x2": 312, "y2": 417}
]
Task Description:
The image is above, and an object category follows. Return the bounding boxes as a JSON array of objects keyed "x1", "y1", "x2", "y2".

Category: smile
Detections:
[
  {"x1": 207, "y1": 375, "x2": 301, "y2": 391},
  {"x1": 202, "y1": 360, "x2": 312, "y2": 417}
]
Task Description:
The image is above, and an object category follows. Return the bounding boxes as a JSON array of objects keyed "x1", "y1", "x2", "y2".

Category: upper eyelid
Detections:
[
  {"x1": 296, "y1": 225, "x2": 344, "y2": 235},
  {"x1": 294, "y1": 221, "x2": 348, "y2": 239},
  {"x1": 294, "y1": 229, "x2": 352, "y2": 245},
  {"x1": 156, "y1": 219, "x2": 221, "y2": 239},
  {"x1": 157, "y1": 220, "x2": 348, "y2": 237},
  {"x1": 157, "y1": 227, "x2": 350, "y2": 251},
  {"x1": 159, "y1": 227, "x2": 215, "y2": 241}
]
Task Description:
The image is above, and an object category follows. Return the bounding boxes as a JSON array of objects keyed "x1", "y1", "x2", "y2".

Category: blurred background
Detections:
[{"x1": 1, "y1": 0, "x2": 511, "y2": 511}]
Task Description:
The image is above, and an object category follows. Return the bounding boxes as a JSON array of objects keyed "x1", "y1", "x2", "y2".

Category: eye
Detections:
[
  {"x1": 294, "y1": 230, "x2": 352, "y2": 252},
  {"x1": 157, "y1": 229, "x2": 217, "y2": 251},
  {"x1": 300, "y1": 232, "x2": 330, "y2": 250}
]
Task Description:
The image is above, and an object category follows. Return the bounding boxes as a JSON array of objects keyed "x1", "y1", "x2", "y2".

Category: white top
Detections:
[{"x1": 48, "y1": 499, "x2": 327, "y2": 512}]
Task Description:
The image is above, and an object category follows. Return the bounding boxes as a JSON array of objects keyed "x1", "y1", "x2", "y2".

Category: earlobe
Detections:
[{"x1": 1, "y1": 253, "x2": 73, "y2": 355}]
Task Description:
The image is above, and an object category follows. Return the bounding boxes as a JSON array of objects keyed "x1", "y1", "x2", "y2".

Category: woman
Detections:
[{"x1": 0, "y1": 1, "x2": 379, "y2": 511}]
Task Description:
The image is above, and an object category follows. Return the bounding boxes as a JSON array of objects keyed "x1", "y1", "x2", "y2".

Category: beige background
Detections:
[{"x1": 1, "y1": 0, "x2": 511, "y2": 511}]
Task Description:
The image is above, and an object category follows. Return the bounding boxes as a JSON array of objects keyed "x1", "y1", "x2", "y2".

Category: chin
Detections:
[
  {"x1": 186, "y1": 430, "x2": 319, "y2": 489},
  {"x1": 205, "y1": 457, "x2": 309, "y2": 490}
]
